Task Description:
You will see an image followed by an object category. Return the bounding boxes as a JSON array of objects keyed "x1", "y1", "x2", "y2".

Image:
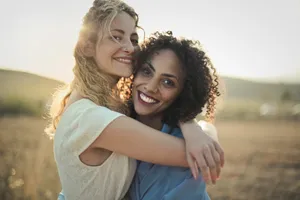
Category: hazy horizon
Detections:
[
  {"x1": 2, "y1": 66, "x2": 300, "y2": 86},
  {"x1": 1, "y1": 0, "x2": 299, "y2": 83}
]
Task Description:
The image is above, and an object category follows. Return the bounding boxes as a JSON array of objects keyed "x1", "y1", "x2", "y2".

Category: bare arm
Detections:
[{"x1": 91, "y1": 116, "x2": 189, "y2": 167}]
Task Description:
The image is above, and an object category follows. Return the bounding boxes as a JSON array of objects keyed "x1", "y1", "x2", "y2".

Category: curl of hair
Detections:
[
  {"x1": 45, "y1": 0, "x2": 140, "y2": 138},
  {"x1": 133, "y1": 31, "x2": 220, "y2": 127}
]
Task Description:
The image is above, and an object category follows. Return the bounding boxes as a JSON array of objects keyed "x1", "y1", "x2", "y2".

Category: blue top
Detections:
[{"x1": 129, "y1": 124, "x2": 210, "y2": 200}]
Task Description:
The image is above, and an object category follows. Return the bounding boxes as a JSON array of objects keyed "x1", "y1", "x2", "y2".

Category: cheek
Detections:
[
  {"x1": 132, "y1": 80, "x2": 138, "y2": 91},
  {"x1": 132, "y1": 78, "x2": 142, "y2": 97},
  {"x1": 96, "y1": 42, "x2": 120, "y2": 60},
  {"x1": 94, "y1": 46, "x2": 107, "y2": 65},
  {"x1": 160, "y1": 89, "x2": 180, "y2": 104},
  {"x1": 133, "y1": 75, "x2": 146, "y2": 87}
]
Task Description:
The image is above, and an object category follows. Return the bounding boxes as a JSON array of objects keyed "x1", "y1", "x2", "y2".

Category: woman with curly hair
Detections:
[
  {"x1": 46, "y1": 0, "x2": 224, "y2": 199},
  {"x1": 129, "y1": 31, "x2": 220, "y2": 200}
]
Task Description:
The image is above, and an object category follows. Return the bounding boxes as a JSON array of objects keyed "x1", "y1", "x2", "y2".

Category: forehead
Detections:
[
  {"x1": 150, "y1": 49, "x2": 183, "y2": 75},
  {"x1": 110, "y1": 11, "x2": 136, "y2": 33}
]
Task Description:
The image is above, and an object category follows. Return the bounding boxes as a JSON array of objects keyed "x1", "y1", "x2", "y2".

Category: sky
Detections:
[{"x1": 0, "y1": 0, "x2": 299, "y2": 83}]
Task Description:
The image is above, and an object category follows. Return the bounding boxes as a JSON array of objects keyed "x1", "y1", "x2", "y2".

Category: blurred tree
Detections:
[{"x1": 280, "y1": 89, "x2": 292, "y2": 102}]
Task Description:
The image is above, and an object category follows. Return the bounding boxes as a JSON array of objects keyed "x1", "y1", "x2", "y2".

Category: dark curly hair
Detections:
[{"x1": 132, "y1": 31, "x2": 220, "y2": 127}]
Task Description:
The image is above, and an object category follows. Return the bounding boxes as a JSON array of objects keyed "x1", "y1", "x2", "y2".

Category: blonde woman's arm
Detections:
[
  {"x1": 91, "y1": 115, "x2": 223, "y2": 184},
  {"x1": 75, "y1": 105, "x2": 224, "y2": 183}
]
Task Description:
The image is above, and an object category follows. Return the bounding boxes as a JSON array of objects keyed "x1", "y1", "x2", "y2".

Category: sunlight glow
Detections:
[{"x1": 0, "y1": 0, "x2": 299, "y2": 83}]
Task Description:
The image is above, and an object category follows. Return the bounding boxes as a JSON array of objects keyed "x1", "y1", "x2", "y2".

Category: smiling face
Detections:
[
  {"x1": 92, "y1": 11, "x2": 139, "y2": 78},
  {"x1": 132, "y1": 49, "x2": 185, "y2": 118}
]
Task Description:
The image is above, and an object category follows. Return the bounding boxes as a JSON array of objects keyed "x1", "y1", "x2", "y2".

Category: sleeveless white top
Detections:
[{"x1": 54, "y1": 99, "x2": 136, "y2": 200}]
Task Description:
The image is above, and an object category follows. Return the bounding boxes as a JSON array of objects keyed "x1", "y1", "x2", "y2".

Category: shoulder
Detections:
[
  {"x1": 55, "y1": 99, "x2": 125, "y2": 154},
  {"x1": 62, "y1": 99, "x2": 124, "y2": 122}
]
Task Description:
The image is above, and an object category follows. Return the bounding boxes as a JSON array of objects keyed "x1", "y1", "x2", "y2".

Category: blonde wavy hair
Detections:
[{"x1": 45, "y1": 0, "x2": 140, "y2": 138}]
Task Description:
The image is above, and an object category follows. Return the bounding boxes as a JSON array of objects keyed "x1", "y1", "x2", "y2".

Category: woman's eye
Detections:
[
  {"x1": 141, "y1": 67, "x2": 151, "y2": 76},
  {"x1": 112, "y1": 36, "x2": 122, "y2": 41},
  {"x1": 137, "y1": 64, "x2": 152, "y2": 77},
  {"x1": 162, "y1": 79, "x2": 175, "y2": 87},
  {"x1": 131, "y1": 39, "x2": 139, "y2": 46}
]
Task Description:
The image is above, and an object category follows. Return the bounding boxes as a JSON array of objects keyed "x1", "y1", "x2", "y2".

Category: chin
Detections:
[
  {"x1": 134, "y1": 109, "x2": 143, "y2": 116},
  {"x1": 118, "y1": 71, "x2": 132, "y2": 78},
  {"x1": 116, "y1": 66, "x2": 133, "y2": 78},
  {"x1": 134, "y1": 108, "x2": 151, "y2": 116},
  {"x1": 123, "y1": 71, "x2": 133, "y2": 78},
  {"x1": 113, "y1": 72, "x2": 130, "y2": 79}
]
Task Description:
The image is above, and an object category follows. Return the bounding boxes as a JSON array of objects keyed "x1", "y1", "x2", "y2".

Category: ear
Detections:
[{"x1": 82, "y1": 41, "x2": 95, "y2": 57}]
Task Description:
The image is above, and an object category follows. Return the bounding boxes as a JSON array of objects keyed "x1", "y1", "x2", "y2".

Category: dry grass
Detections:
[
  {"x1": 0, "y1": 117, "x2": 60, "y2": 200},
  {"x1": 0, "y1": 117, "x2": 299, "y2": 200},
  {"x1": 208, "y1": 120, "x2": 300, "y2": 200}
]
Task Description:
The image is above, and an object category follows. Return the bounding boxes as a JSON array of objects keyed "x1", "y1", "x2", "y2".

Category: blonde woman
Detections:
[{"x1": 46, "y1": 1, "x2": 224, "y2": 199}]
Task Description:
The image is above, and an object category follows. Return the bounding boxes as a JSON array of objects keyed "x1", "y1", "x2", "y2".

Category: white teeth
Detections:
[
  {"x1": 140, "y1": 93, "x2": 156, "y2": 103},
  {"x1": 116, "y1": 58, "x2": 132, "y2": 64}
]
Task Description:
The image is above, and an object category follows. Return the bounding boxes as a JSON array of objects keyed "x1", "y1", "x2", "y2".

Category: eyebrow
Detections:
[
  {"x1": 111, "y1": 29, "x2": 138, "y2": 37},
  {"x1": 145, "y1": 61, "x2": 179, "y2": 80}
]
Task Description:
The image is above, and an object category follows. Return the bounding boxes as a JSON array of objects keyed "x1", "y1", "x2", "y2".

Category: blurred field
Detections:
[
  {"x1": 0, "y1": 69, "x2": 64, "y2": 101},
  {"x1": 0, "y1": 117, "x2": 299, "y2": 200}
]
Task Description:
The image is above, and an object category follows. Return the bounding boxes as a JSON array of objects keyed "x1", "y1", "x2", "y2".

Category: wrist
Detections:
[
  {"x1": 179, "y1": 119, "x2": 197, "y2": 129},
  {"x1": 180, "y1": 119, "x2": 203, "y2": 140}
]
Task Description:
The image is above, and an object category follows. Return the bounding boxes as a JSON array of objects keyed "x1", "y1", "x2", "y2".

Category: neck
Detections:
[{"x1": 136, "y1": 114, "x2": 163, "y2": 131}]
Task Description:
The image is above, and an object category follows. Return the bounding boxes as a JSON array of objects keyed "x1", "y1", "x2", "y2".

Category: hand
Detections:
[{"x1": 180, "y1": 120, "x2": 225, "y2": 184}]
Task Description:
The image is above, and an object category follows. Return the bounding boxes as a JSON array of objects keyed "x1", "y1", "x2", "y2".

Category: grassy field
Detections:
[{"x1": 0, "y1": 117, "x2": 299, "y2": 200}]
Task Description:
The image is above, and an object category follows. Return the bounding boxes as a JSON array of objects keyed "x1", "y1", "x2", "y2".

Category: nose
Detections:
[
  {"x1": 144, "y1": 79, "x2": 158, "y2": 93},
  {"x1": 122, "y1": 40, "x2": 135, "y2": 54}
]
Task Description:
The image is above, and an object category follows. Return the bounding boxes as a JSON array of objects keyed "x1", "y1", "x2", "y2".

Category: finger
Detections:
[
  {"x1": 193, "y1": 149, "x2": 210, "y2": 184},
  {"x1": 203, "y1": 146, "x2": 217, "y2": 184},
  {"x1": 187, "y1": 153, "x2": 197, "y2": 179},
  {"x1": 194, "y1": 160, "x2": 199, "y2": 179},
  {"x1": 214, "y1": 141, "x2": 225, "y2": 168},
  {"x1": 209, "y1": 144, "x2": 221, "y2": 179}
]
